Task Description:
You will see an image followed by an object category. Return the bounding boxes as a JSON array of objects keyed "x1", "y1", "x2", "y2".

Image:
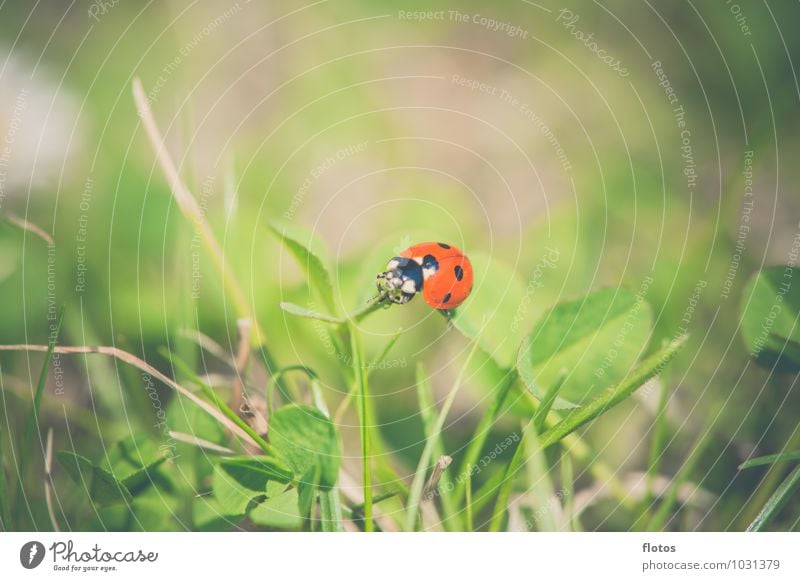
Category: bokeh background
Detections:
[{"x1": 1, "y1": 0, "x2": 799, "y2": 531}]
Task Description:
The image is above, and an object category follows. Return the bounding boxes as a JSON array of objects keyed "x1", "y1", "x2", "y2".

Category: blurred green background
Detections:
[{"x1": 1, "y1": 0, "x2": 799, "y2": 531}]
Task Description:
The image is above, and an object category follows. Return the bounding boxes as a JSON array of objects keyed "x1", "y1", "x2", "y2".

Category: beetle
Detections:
[{"x1": 376, "y1": 242, "x2": 473, "y2": 309}]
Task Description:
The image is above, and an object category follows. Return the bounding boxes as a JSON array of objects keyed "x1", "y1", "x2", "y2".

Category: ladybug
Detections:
[{"x1": 376, "y1": 242, "x2": 474, "y2": 309}]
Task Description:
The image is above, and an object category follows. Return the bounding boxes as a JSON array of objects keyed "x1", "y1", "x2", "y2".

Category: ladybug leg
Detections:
[{"x1": 438, "y1": 308, "x2": 456, "y2": 328}]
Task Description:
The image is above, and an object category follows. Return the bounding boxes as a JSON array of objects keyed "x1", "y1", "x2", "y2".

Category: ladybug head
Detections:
[{"x1": 376, "y1": 256, "x2": 424, "y2": 304}]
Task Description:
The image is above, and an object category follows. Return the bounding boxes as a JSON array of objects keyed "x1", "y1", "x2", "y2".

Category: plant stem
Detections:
[
  {"x1": 0, "y1": 403, "x2": 11, "y2": 531},
  {"x1": 644, "y1": 369, "x2": 671, "y2": 509},
  {"x1": 646, "y1": 425, "x2": 714, "y2": 531},
  {"x1": 415, "y1": 363, "x2": 458, "y2": 527},
  {"x1": 320, "y1": 487, "x2": 344, "y2": 532},
  {"x1": 348, "y1": 324, "x2": 373, "y2": 531},
  {"x1": 452, "y1": 368, "x2": 517, "y2": 506},
  {"x1": 349, "y1": 297, "x2": 389, "y2": 322},
  {"x1": 738, "y1": 425, "x2": 800, "y2": 527},
  {"x1": 488, "y1": 426, "x2": 528, "y2": 532},
  {"x1": 465, "y1": 464, "x2": 474, "y2": 532},
  {"x1": 538, "y1": 336, "x2": 687, "y2": 450},
  {"x1": 132, "y1": 78, "x2": 263, "y2": 346},
  {"x1": 404, "y1": 329, "x2": 483, "y2": 531}
]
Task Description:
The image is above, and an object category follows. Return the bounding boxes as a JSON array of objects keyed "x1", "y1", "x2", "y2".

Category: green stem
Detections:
[
  {"x1": 644, "y1": 367, "x2": 671, "y2": 509},
  {"x1": 348, "y1": 324, "x2": 373, "y2": 532},
  {"x1": 0, "y1": 412, "x2": 11, "y2": 531},
  {"x1": 465, "y1": 463, "x2": 474, "y2": 532},
  {"x1": 404, "y1": 331, "x2": 483, "y2": 531},
  {"x1": 738, "y1": 426, "x2": 800, "y2": 528},
  {"x1": 452, "y1": 368, "x2": 518, "y2": 506},
  {"x1": 415, "y1": 363, "x2": 458, "y2": 527},
  {"x1": 349, "y1": 297, "x2": 389, "y2": 323},
  {"x1": 539, "y1": 336, "x2": 687, "y2": 450},
  {"x1": 133, "y1": 79, "x2": 264, "y2": 346},
  {"x1": 320, "y1": 488, "x2": 344, "y2": 532},
  {"x1": 645, "y1": 425, "x2": 714, "y2": 531},
  {"x1": 488, "y1": 426, "x2": 528, "y2": 532}
]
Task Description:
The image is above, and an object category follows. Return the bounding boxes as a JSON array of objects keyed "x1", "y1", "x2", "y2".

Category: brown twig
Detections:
[
  {"x1": 4, "y1": 212, "x2": 55, "y2": 246},
  {"x1": 0, "y1": 343, "x2": 253, "y2": 444},
  {"x1": 231, "y1": 318, "x2": 252, "y2": 412},
  {"x1": 44, "y1": 428, "x2": 60, "y2": 532},
  {"x1": 132, "y1": 77, "x2": 264, "y2": 346}
]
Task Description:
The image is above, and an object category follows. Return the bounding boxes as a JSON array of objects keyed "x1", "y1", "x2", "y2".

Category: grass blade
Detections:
[
  {"x1": 160, "y1": 347, "x2": 276, "y2": 457},
  {"x1": 20, "y1": 308, "x2": 64, "y2": 476},
  {"x1": 489, "y1": 420, "x2": 556, "y2": 532},
  {"x1": 561, "y1": 450, "x2": 579, "y2": 531},
  {"x1": 747, "y1": 465, "x2": 800, "y2": 531},
  {"x1": 739, "y1": 450, "x2": 800, "y2": 470},
  {"x1": 465, "y1": 463, "x2": 474, "y2": 532},
  {"x1": 646, "y1": 424, "x2": 714, "y2": 531},
  {"x1": 415, "y1": 363, "x2": 457, "y2": 526},
  {"x1": 452, "y1": 368, "x2": 517, "y2": 506},
  {"x1": 280, "y1": 302, "x2": 343, "y2": 324},
  {"x1": 133, "y1": 78, "x2": 260, "y2": 345},
  {"x1": 532, "y1": 370, "x2": 567, "y2": 432},
  {"x1": 0, "y1": 391, "x2": 11, "y2": 530},
  {"x1": 539, "y1": 336, "x2": 687, "y2": 450},
  {"x1": 644, "y1": 370, "x2": 671, "y2": 507},
  {"x1": 404, "y1": 324, "x2": 485, "y2": 531},
  {"x1": 334, "y1": 327, "x2": 402, "y2": 424}
]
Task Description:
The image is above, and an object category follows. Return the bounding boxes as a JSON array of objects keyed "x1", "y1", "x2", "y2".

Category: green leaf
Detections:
[
  {"x1": 740, "y1": 267, "x2": 800, "y2": 372},
  {"x1": 98, "y1": 497, "x2": 176, "y2": 531},
  {"x1": 192, "y1": 495, "x2": 242, "y2": 531},
  {"x1": 218, "y1": 456, "x2": 294, "y2": 491},
  {"x1": 297, "y1": 464, "x2": 321, "y2": 519},
  {"x1": 538, "y1": 335, "x2": 687, "y2": 449},
  {"x1": 450, "y1": 253, "x2": 536, "y2": 369},
  {"x1": 266, "y1": 480, "x2": 288, "y2": 497},
  {"x1": 212, "y1": 456, "x2": 293, "y2": 518},
  {"x1": 739, "y1": 450, "x2": 800, "y2": 470},
  {"x1": 518, "y1": 287, "x2": 653, "y2": 407},
  {"x1": 269, "y1": 404, "x2": 341, "y2": 489},
  {"x1": 250, "y1": 489, "x2": 302, "y2": 530},
  {"x1": 56, "y1": 450, "x2": 132, "y2": 506},
  {"x1": 101, "y1": 435, "x2": 169, "y2": 491},
  {"x1": 212, "y1": 465, "x2": 262, "y2": 516},
  {"x1": 269, "y1": 220, "x2": 337, "y2": 315},
  {"x1": 280, "y1": 301, "x2": 343, "y2": 324}
]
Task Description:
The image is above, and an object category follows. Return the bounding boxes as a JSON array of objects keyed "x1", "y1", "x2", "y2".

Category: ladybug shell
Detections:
[{"x1": 400, "y1": 242, "x2": 473, "y2": 309}]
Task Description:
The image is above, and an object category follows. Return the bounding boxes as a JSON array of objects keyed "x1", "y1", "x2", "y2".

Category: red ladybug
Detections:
[{"x1": 376, "y1": 242, "x2": 474, "y2": 309}]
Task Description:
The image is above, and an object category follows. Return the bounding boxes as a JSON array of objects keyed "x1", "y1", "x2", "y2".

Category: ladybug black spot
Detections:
[
  {"x1": 437, "y1": 242, "x2": 451, "y2": 249},
  {"x1": 454, "y1": 265, "x2": 464, "y2": 281},
  {"x1": 442, "y1": 292, "x2": 452, "y2": 304},
  {"x1": 422, "y1": 254, "x2": 439, "y2": 271}
]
